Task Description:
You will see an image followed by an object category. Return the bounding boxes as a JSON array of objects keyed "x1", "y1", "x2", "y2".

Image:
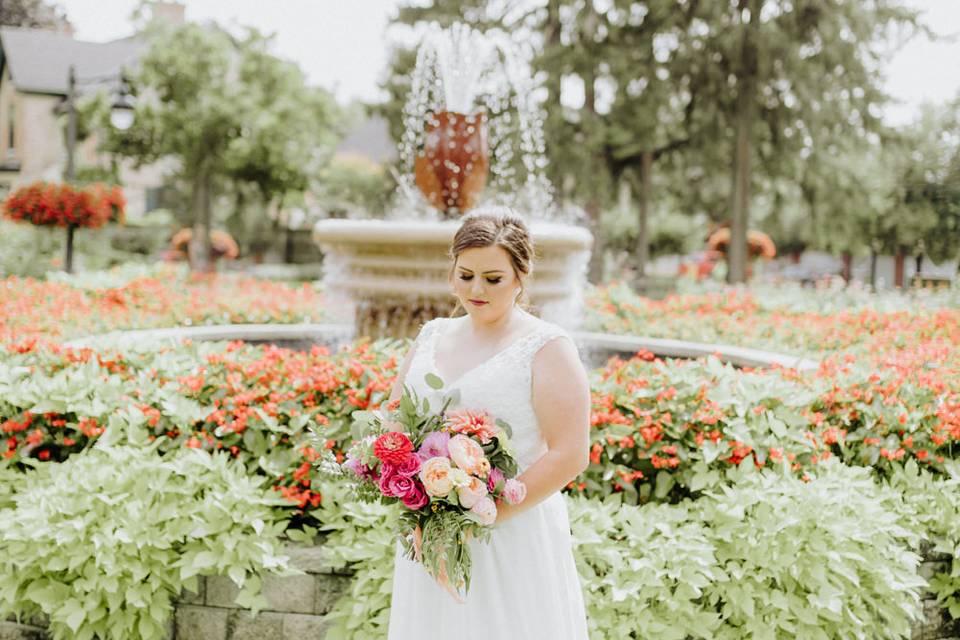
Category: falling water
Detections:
[{"x1": 394, "y1": 22, "x2": 572, "y2": 223}]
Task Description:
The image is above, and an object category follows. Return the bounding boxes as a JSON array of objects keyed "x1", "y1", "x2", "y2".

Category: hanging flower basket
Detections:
[{"x1": 2, "y1": 181, "x2": 125, "y2": 228}]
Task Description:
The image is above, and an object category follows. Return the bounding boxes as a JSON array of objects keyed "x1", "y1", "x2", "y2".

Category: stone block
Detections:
[
  {"x1": 177, "y1": 577, "x2": 207, "y2": 605},
  {"x1": 284, "y1": 544, "x2": 333, "y2": 574},
  {"x1": 281, "y1": 613, "x2": 328, "y2": 639},
  {"x1": 261, "y1": 574, "x2": 316, "y2": 614},
  {"x1": 0, "y1": 621, "x2": 48, "y2": 640},
  {"x1": 175, "y1": 605, "x2": 227, "y2": 640},
  {"x1": 206, "y1": 576, "x2": 241, "y2": 608},
  {"x1": 314, "y1": 575, "x2": 351, "y2": 615},
  {"x1": 226, "y1": 610, "x2": 284, "y2": 640}
]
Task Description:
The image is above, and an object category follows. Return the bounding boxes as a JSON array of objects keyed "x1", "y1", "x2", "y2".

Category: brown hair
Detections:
[{"x1": 447, "y1": 206, "x2": 534, "y2": 317}]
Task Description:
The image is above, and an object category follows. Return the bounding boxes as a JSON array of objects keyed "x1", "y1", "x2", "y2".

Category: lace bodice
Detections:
[{"x1": 403, "y1": 315, "x2": 577, "y2": 472}]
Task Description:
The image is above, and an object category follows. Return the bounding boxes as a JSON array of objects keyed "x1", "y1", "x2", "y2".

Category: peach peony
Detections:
[
  {"x1": 457, "y1": 475, "x2": 488, "y2": 509},
  {"x1": 419, "y1": 456, "x2": 454, "y2": 497},
  {"x1": 447, "y1": 434, "x2": 491, "y2": 478},
  {"x1": 502, "y1": 478, "x2": 527, "y2": 505},
  {"x1": 467, "y1": 495, "x2": 498, "y2": 525}
]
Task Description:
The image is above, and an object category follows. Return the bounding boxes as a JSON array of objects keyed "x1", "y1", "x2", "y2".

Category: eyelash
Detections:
[{"x1": 459, "y1": 275, "x2": 502, "y2": 284}]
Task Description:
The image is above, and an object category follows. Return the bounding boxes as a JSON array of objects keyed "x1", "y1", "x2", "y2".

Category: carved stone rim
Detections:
[{"x1": 65, "y1": 323, "x2": 819, "y2": 371}]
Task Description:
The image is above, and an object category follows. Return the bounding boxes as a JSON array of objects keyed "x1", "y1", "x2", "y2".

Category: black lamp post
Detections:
[{"x1": 60, "y1": 64, "x2": 134, "y2": 272}]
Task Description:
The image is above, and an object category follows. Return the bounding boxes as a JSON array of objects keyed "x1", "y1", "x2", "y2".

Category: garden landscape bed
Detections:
[{"x1": 1, "y1": 270, "x2": 959, "y2": 639}]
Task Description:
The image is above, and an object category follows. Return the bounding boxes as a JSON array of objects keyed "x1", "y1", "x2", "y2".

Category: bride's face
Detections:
[{"x1": 451, "y1": 245, "x2": 522, "y2": 319}]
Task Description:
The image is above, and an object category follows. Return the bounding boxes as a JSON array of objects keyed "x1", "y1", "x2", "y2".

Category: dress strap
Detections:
[{"x1": 513, "y1": 322, "x2": 576, "y2": 365}]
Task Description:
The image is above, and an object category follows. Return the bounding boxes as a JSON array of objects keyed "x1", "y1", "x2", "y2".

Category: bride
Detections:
[{"x1": 385, "y1": 208, "x2": 591, "y2": 639}]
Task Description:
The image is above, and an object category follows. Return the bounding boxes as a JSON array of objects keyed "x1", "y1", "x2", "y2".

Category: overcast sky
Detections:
[{"x1": 54, "y1": 0, "x2": 960, "y2": 126}]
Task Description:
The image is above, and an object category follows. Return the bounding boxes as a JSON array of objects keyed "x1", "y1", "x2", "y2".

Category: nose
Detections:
[{"x1": 469, "y1": 278, "x2": 484, "y2": 296}]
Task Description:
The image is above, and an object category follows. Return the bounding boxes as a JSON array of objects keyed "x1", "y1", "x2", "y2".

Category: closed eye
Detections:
[{"x1": 459, "y1": 275, "x2": 502, "y2": 284}]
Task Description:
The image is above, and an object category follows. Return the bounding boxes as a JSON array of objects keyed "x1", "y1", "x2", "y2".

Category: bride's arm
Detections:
[{"x1": 495, "y1": 336, "x2": 590, "y2": 525}]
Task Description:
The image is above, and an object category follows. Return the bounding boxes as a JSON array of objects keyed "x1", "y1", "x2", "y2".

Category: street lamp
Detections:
[{"x1": 59, "y1": 64, "x2": 135, "y2": 272}]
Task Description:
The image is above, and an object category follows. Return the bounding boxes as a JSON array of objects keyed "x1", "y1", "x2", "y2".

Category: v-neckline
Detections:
[{"x1": 430, "y1": 316, "x2": 541, "y2": 389}]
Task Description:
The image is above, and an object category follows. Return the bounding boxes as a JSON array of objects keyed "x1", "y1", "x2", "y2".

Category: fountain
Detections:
[{"x1": 313, "y1": 23, "x2": 593, "y2": 339}]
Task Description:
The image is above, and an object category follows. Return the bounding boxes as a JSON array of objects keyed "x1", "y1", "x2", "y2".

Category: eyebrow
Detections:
[{"x1": 457, "y1": 267, "x2": 505, "y2": 274}]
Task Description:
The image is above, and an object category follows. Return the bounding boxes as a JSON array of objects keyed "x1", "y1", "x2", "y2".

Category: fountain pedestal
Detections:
[{"x1": 313, "y1": 218, "x2": 592, "y2": 339}]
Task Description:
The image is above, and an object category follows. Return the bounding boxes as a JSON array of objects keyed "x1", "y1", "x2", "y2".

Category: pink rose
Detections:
[
  {"x1": 402, "y1": 482, "x2": 429, "y2": 510},
  {"x1": 419, "y1": 456, "x2": 454, "y2": 497},
  {"x1": 395, "y1": 453, "x2": 422, "y2": 478},
  {"x1": 448, "y1": 434, "x2": 491, "y2": 478},
  {"x1": 385, "y1": 474, "x2": 415, "y2": 498},
  {"x1": 467, "y1": 495, "x2": 498, "y2": 526},
  {"x1": 503, "y1": 478, "x2": 527, "y2": 505},
  {"x1": 487, "y1": 467, "x2": 505, "y2": 492},
  {"x1": 457, "y1": 475, "x2": 488, "y2": 509}
]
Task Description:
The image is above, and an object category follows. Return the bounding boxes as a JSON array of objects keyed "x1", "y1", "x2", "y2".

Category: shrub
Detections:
[
  {"x1": 0, "y1": 443, "x2": 294, "y2": 640},
  {"x1": 570, "y1": 461, "x2": 926, "y2": 639}
]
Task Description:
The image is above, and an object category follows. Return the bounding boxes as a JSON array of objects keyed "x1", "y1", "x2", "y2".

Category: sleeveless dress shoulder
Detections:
[{"x1": 387, "y1": 315, "x2": 589, "y2": 640}]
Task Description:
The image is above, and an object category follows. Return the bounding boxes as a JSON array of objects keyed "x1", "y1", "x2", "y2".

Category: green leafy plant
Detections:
[
  {"x1": 570, "y1": 461, "x2": 926, "y2": 639},
  {"x1": 0, "y1": 443, "x2": 295, "y2": 640}
]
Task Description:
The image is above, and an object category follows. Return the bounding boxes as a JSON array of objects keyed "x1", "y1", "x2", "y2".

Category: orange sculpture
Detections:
[{"x1": 414, "y1": 111, "x2": 489, "y2": 213}]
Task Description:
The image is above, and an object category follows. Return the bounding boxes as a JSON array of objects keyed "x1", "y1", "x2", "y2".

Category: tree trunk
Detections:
[
  {"x1": 841, "y1": 250, "x2": 852, "y2": 283},
  {"x1": 869, "y1": 249, "x2": 878, "y2": 290},
  {"x1": 635, "y1": 152, "x2": 653, "y2": 282},
  {"x1": 188, "y1": 167, "x2": 213, "y2": 273},
  {"x1": 727, "y1": 0, "x2": 762, "y2": 284},
  {"x1": 583, "y1": 8, "x2": 604, "y2": 284},
  {"x1": 894, "y1": 248, "x2": 905, "y2": 288},
  {"x1": 64, "y1": 223, "x2": 76, "y2": 273}
]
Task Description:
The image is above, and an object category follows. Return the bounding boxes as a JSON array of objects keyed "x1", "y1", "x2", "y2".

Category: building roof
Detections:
[{"x1": 0, "y1": 27, "x2": 145, "y2": 95}]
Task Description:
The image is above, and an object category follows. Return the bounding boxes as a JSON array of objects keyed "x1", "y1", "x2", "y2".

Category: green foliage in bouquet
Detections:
[
  {"x1": 0, "y1": 443, "x2": 295, "y2": 640},
  {"x1": 571, "y1": 461, "x2": 927, "y2": 639}
]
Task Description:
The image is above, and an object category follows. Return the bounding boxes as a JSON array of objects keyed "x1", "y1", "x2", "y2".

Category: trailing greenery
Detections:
[{"x1": 0, "y1": 443, "x2": 295, "y2": 640}]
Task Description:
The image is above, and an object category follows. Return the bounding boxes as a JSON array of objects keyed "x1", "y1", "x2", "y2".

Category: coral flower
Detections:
[
  {"x1": 446, "y1": 409, "x2": 502, "y2": 444},
  {"x1": 374, "y1": 431, "x2": 414, "y2": 465}
]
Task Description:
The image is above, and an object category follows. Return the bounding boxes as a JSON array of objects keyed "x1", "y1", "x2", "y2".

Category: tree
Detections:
[
  {"x1": 0, "y1": 0, "x2": 70, "y2": 29},
  {"x1": 100, "y1": 22, "x2": 341, "y2": 271}
]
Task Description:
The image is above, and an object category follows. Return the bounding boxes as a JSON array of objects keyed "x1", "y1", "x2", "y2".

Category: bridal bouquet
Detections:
[{"x1": 335, "y1": 373, "x2": 527, "y2": 600}]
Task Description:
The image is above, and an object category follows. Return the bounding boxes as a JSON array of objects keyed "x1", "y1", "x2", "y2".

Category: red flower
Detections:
[{"x1": 373, "y1": 431, "x2": 414, "y2": 465}]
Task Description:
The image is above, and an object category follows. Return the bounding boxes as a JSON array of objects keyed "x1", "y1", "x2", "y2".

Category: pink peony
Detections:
[
  {"x1": 419, "y1": 456, "x2": 454, "y2": 497},
  {"x1": 446, "y1": 409, "x2": 502, "y2": 444},
  {"x1": 448, "y1": 434, "x2": 491, "y2": 478},
  {"x1": 418, "y1": 431, "x2": 451, "y2": 460},
  {"x1": 502, "y1": 478, "x2": 527, "y2": 505},
  {"x1": 395, "y1": 453, "x2": 422, "y2": 478},
  {"x1": 457, "y1": 475, "x2": 488, "y2": 509},
  {"x1": 487, "y1": 467, "x2": 505, "y2": 492},
  {"x1": 467, "y1": 495, "x2": 498, "y2": 526}
]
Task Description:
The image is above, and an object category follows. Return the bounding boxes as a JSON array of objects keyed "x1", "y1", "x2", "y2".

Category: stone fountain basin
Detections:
[{"x1": 65, "y1": 323, "x2": 819, "y2": 371}]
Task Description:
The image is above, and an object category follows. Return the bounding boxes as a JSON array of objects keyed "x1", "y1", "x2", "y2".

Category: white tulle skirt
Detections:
[{"x1": 387, "y1": 492, "x2": 589, "y2": 640}]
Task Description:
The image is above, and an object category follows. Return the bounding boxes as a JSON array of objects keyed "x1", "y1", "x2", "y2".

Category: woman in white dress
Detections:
[{"x1": 385, "y1": 209, "x2": 591, "y2": 639}]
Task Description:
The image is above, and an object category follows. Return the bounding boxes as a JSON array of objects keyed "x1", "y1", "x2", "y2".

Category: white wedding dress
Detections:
[{"x1": 387, "y1": 314, "x2": 590, "y2": 640}]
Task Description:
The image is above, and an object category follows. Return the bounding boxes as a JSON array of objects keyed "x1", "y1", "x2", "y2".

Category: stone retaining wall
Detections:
[{"x1": 2, "y1": 543, "x2": 957, "y2": 640}]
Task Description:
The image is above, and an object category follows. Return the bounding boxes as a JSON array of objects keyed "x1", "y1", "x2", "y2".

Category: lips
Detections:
[{"x1": 469, "y1": 299, "x2": 488, "y2": 306}]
